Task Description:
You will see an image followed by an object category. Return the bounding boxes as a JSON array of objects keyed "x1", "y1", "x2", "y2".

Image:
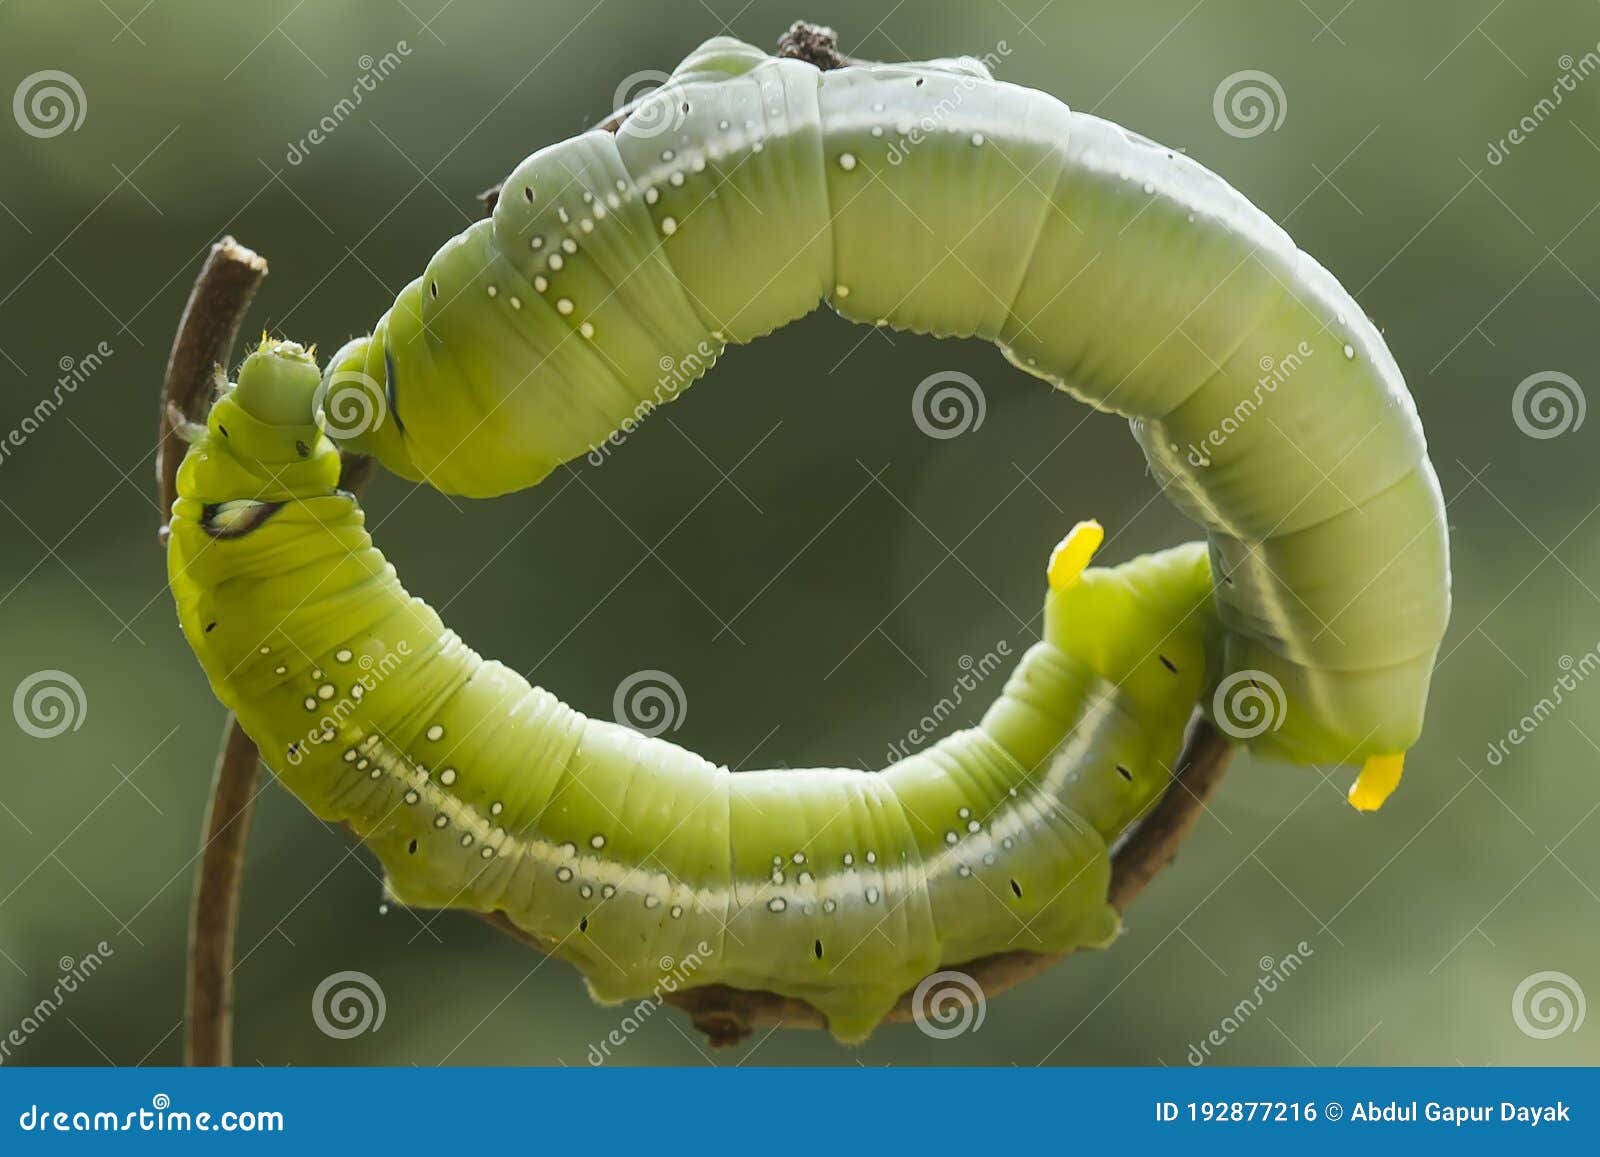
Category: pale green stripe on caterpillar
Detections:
[
  {"x1": 318, "y1": 35, "x2": 1449, "y2": 799},
  {"x1": 170, "y1": 341, "x2": 1218, "y2": 1042}
]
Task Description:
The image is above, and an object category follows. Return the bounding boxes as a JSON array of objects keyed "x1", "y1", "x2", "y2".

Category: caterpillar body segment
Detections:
[
  {"x1": 320, "y1": 36, "x2": 1446, "y2": 781},
  {"x1": 170, "y1": 344, "x2": 1216, "y2": 1041}
]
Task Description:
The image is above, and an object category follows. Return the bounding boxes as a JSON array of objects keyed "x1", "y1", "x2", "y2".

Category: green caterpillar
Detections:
[{"x1": 167, "y1": 36, "x2": 1450, "y2": 1042}]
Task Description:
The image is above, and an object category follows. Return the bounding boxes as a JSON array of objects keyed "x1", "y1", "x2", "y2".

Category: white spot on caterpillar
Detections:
[
  {"x1": 548, "y1": 253, "x2": 564, "y2": 270},
  {"x1": 838, "y1": 152, "x2": 857, "y2": 171},
  {"x1": 601, "y1": 884, "x2": 616, "y2": 898},
  {"x1": 556, "y1": 867, "x2": 574, "y2": 882},
  {"x1": 580, "y1": 322, "x2": 595, "y2": 339},
  {"x1": 561, "y1": 237, "x2": 577, "y2": 254},
  {"x1": 835, "y1": 284, "x2": 850, "y2": 298},
  {"x1": 490, "y1": 801, "x2": 503, "y2": 816},
  {"x1": 644, "y1": 187, "x2": 659, "y2": 204},
  {"x1": 459, "y1": 832, "x2": 474, "y2": 847},
  {"x1": 580, "y1": 884, "x2": 592, "y2": 898},
  {"x1": 750, "y1": 140, "x2": 763, "y2": 153},
  {"x1": 958, "y1": 807, "x2": 970, "y2": 819},
  {"x1": 797, "y1": 871, "x2": 813, "y2": 885},
  {"x1": 356, "y1": 758, "x2": 370, "y2": 771},
  {"x1": 275, "y1": 665, "x2": 287, "y2": 676},
  {"x1": 259, "y1": 645, "x2": 271, "y2": 655},
  {"x1": 580, "y1": 218, "x2": 593, "y2": 233},
  {"x1": 870, "y1": 125, "x2": 884, "y2": 137},
  {"x1": 425, "y1": 724, "x2": 445, "y2": 741},
  {"x1": 317, "y1": 684, "x2": 335, "y2": 700},
  {"x1": 368, "y1": 767, "x2": 382, "y2": 779},
  {"x1": 865, "y1": 886, "x2": 880, "y2": 904},
  {"x1": 335, "y1": 649, "x2": 352, "y2": 663},
  {"x1": 945, "y1": 831, "x2": 958, "y2": 845},
  {"x1": 660, "y1": 217, "x2": 677, "y2": 235},
  {"x1": 311, "y1": 668, "x2": 323, "y2": 680},
  {"x1": 510, "y1": 296, "x2": 522, "y2": 310},
  {"x1": 865, "y1": 851, "x2": 877, "y2": 864},
  {"x1": 606, "y1": 192, "x2": 621, "y2": 209},
  {"x1": 958, "y1": 865, "x2": 972, "y2": 877},
  {"x1": 792, "y1": 852, "x2": 805, "y2": 864},
  {"x1": 530, "y1": 236, "x2": 544, "y2": 249},
  {"x1": 644, "y1": 896, "x2": 661, "y2": 909},
  {"x1": 480, "y1": 847, "x2": 494, "y2": 859},
  {"x1": 590, "y1": 834, "x2": 606, "y2": 849},
  {"x1": 661, "y1": 148, "x2": 674, "y2": 161},
  {"x1": 403, "y1": 790, "x2": 418, "y2": 804},
  {"x1": 768, "y1": 898, "x2": 787, "y2": 913},
  {"x1": 967, "y1": 820, "x2": 981, "y2": 833},
  {"x1": 303, "y1": 697, "x2": 317, "y2": 711},
  {"x1": 439, "y1": 768, "x2": 457, "y2": 786},
  {"x1": 433, "y1": 814, "x2": 448, "y2": 828},
  {"x1": 593, "y1": 201, "x2": 607, "y2": 219},
  {"x1": 823, "y1": 898, "x2": 837, "y2": 913},
  {"x1": 971, "y1": 132, "x2": 985, "y2": 146},
  {"x1": 691, "y1": 156, "x2": 705, "y2": 173},
  {"x1": 486, "y1": 285, "x2": 498, "y2": 298},
  {"x1": 771, "y1": 870, "x2": 785, "y2": 885},
  {"x1": 534, "y1": 275, "x2": 548, "y2": 292},
  {"x1": 670, "y1": 905, "x2": 683, "y2": 918},
  {"x1": 557, "y1": 298, "x2": 574, "y2": 315},
  {"x1": 343, "y1": 750, "x2": 358, "y2": 763},
  {"x1": 557, "y1": 207, "x2": 569, "y2": 223},
  {"x1": 983, "y1": 852, "x2": 996, "y2": 865},
  {"x1": 1343, "y1": 344, "x2": 1355, "y2": 359}
]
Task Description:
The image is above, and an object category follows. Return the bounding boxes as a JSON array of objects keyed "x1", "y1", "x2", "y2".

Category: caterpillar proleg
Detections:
[{"x1": 169, "y1": 35, "x2": 1450, "y2": 1041}]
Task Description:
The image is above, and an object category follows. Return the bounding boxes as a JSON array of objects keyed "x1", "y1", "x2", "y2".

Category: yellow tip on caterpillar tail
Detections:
[
  {"x1": 1047, "y1": 519, "x2": 1104, "y2": 590},
  {"x1": 1348, "y1": 752, "x2": 1404, "y2": 811}
]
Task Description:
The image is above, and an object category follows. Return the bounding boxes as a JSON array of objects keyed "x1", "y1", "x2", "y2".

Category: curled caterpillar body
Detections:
[
  {"x1": 320, "y1": 36, "x2": 1448, "y2": 783},
  {"x1": 171, "y1": 344, "x2": 1217, "y2": 1042}
]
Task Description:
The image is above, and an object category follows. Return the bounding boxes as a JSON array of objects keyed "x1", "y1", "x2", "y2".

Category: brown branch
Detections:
[{"x1": 171, "y1": 22, "x2": 1235, "y2": 1061}]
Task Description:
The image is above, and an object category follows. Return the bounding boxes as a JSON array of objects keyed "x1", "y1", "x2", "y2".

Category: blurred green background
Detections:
[{"x1": 2, "y1": 0, "x2": 1597, "y2": 1067}]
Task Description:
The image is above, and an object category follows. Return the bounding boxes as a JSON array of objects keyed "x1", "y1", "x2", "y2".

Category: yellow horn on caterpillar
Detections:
[
  {"x1": 1047, "y1": 519, "x2": 1104, "y2": 591},
  {"x1": 1348, "y1": 752, "x2": 1405, "y2": 811}
]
